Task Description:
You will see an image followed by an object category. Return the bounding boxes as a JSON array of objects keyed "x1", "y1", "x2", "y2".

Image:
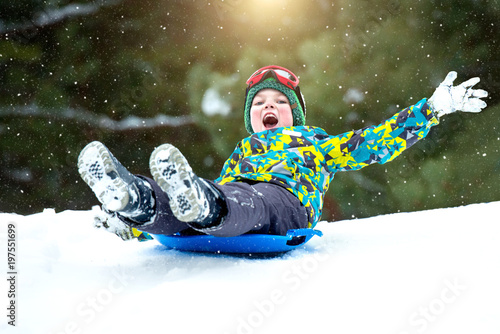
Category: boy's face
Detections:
[{"x1": 250, "y1": 89, "x2": 293, "y2": 133}]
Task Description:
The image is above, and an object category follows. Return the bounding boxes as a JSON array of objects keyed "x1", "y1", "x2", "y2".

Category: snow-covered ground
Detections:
[{"x1": 1, "y1": 202, "x2": 500, "y2": 334}]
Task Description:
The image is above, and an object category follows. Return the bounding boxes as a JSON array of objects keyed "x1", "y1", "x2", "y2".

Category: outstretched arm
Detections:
[
  {"x1": 323, "y1": 72, "x2": 489, "y2": 173},
  {"x1": 428, "y1": 71, "x2": 488, "y2": 118},
  {"x1": 322, "y1": 99, "x2": 439, "y2": 172}
]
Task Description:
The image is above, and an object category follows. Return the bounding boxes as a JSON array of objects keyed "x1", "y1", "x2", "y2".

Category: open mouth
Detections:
[{"x1": 263, "y1": 114, "x2": 279, "y2": 129}]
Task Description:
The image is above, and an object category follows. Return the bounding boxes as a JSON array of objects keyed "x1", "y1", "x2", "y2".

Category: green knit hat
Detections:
[{"x1": 244, "y1": 78, "x2": 306, "y2": 134}]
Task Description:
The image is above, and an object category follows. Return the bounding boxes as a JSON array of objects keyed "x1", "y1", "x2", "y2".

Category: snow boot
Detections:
[
  {"x1": 78, "y1": 141, "x2": 155, "y2": 223},
  {"x1": 149, "y1": 143, "x2": 225, "y2": 226}
]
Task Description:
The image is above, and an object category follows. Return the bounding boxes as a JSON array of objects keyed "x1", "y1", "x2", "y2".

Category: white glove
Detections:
[
  {"x1": 428, "y1": 71, "x2": 488, "y2": 118},
  {"x1": 92, "y1": 205, "x2": 135, "y2": 241}
]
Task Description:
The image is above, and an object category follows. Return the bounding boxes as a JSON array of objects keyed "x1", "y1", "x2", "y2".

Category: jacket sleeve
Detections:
[{"x1": 321, "y1": 98, "x2": 439, "y2": 172}]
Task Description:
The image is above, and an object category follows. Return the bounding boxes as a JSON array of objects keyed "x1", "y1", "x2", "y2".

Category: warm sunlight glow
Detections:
[
  {"x1": 244, "y1": 0, "x2": 303, "y2": 24},
  {"x1": 220, "y1": 0, "x2": 306, "y2": 30}
]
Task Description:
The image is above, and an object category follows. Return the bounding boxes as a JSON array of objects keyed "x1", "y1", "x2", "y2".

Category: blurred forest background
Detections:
[{"x1": 0, "y1": 0, "x2": 499, "y2": 221}]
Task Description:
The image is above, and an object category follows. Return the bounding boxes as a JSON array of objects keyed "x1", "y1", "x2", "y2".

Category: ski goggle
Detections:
[{"x1": 246, "y1": 65, "x2": 299, "y2": 90}]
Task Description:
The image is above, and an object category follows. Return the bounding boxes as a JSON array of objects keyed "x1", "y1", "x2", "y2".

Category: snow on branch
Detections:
[
  {"x1": 0, "y1": 0, "x2": 121, "y2": 35},
  {"x1": 0, "y1": 104, "x2": 194, "y2": 131}
]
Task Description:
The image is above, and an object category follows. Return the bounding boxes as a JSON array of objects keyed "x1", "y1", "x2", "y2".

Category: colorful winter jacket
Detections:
[{"x1": 214, "y1": 98, "x2": 439, "y2": 227}]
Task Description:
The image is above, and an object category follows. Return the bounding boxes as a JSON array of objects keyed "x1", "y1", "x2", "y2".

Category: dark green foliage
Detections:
[{"x1": 1, "y1": 0, "x2": 499, "y2": 219}]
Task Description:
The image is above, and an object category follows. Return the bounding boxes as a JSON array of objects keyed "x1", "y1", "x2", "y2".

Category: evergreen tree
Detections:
[{"x1": 0, "y1": 0, "x2": 498, "y2": 219}]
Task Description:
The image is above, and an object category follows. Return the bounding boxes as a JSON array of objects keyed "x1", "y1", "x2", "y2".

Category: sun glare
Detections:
[{"x1": 241, "y1": 0, "x2": 303, "y2": 25}]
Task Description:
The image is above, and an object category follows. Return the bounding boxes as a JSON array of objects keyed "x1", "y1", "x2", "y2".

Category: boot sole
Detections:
[
  {"x1": 78, "y1": 141, "x2": 130, "y2": 212},
  {"x1": 149, "y1": 144, "x2": 206, "y2": 222}
]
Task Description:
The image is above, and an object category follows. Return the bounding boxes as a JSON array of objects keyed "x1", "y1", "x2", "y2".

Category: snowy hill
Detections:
[{"x1": 1, "y1": 202, "x2": 500, "y2": 334}]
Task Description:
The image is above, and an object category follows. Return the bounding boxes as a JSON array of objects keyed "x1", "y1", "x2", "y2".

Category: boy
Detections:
[{"x1": 78, "y1": 66, "x2": 488, "y2": 240}]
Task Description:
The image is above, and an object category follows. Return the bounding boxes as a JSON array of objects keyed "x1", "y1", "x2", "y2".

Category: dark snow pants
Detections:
[{"x1": 131, "y1": 177, "x2": 310, "y2": 237}]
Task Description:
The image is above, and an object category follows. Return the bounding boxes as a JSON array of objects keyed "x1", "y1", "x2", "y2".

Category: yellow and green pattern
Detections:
[{"x1": 215, "y1": 98, "x2": 439, "y2": 227}]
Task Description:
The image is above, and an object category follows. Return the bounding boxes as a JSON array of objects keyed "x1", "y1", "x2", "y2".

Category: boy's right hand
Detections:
[{"x1": 428, "y1": 71, "x2": 488, "y2": 118}]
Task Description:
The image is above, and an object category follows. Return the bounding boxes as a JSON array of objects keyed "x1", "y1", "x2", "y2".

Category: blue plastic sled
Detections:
[{"x1": 153, "y1": 228, "x2": 323, "y2": 255}]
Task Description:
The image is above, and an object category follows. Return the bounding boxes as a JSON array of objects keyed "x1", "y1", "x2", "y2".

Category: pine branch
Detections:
[
  {"x1": 0, "y1": 104, "x2": 194, "y2": 131},
  {"x1": 0, "y1": 0, "x2": 121, "y2": 35}
]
